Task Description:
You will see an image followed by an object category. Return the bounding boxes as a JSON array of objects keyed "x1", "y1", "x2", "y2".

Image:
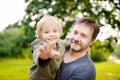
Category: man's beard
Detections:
[{"x1": 70, "y1": 43, "x2": 81, "y2": 51}]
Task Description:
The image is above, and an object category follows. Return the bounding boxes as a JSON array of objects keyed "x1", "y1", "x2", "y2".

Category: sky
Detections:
[{"x1": 0, "y1": 0, "x2": 26, "y2": 32}]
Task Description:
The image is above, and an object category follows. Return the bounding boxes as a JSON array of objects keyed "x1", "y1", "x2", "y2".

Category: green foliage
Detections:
[
  {"x1": 115, "y1": 51, "x2": 120, "y2": 59},
  {"x1": 0, "y1": 0, "x2": 119, "y2": 58},
  {"x1": 23, "y1": 0, "x2": 120, "y2": 34},
  {"x1": 114, "y1": 44, "x2": 120, "y2": 59},
  {"x1": 91, "y1": 52, "x2": 106, "y2": 62},
  {"x1": 20, "y1": 24, "x2": 35, "y2": 48},
  {"x1": 0, "y1": 28, "x2": 26, "y2": 58},
  {"x1": 90, "y1": 39, "x2": 115, "y2": 62},
  {"x1": 0, "y1": 22, "x2": 35, "y2": 58}
]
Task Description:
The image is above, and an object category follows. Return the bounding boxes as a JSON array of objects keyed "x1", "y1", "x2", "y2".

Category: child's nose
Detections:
[{"x1": 49, "y1": 32, "x2": 54, "y2": 36}]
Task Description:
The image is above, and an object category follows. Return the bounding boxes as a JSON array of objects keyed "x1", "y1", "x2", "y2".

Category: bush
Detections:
[
  {"x1": 90, "y1": 39, "x2": 115, "y2": 62},
  {"x1": 115, "y1": 50, "x2": 120, "y2": 59},
  {"x1": 0, "y1": 28, "x2": 25, "y2": 58},
  {"x1": 91, "y1": 52, "x2": 106, "y2": 62}
]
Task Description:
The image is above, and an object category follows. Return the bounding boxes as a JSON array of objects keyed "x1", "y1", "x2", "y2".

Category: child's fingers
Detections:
[
  {"x1": 39, "y1": 48, "x2": 43, "y2": 54},
  {"x1": 54, "y1": 52, "x2": 61, "y2": 58},
  {"x1": 39, "y1": 46, "x2": 45, "y2": 53},
  {"x1": 44, "y1": 42, "x2": 54, "y2": 52},
  {"x1": 39, "y1": 47, "x2": 49, "y2": 60},
  {"x1": 50, "y1": 51, "x2": 61, "y2": 58}
]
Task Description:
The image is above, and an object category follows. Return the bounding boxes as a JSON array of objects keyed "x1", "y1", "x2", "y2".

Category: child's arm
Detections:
[
  {"x1": 30, "y1": 38, "x2": 60, "y2": 67},
  {"x1": 30, "y1": 38, "x2": 50, "y2": 67}
]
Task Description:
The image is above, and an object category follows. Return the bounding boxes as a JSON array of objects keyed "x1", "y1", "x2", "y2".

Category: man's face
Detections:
[
  {"x1": 41, "y1": 22, "x2": 60, "y2": 44},
  {"x1": 70, "y1": 23, "x2": 93, "y2": 52}
]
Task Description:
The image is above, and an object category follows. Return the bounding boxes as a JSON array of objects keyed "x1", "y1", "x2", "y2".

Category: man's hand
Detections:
[{"x1": 37, "y1": 42, "x2": 60, "y2": 60}]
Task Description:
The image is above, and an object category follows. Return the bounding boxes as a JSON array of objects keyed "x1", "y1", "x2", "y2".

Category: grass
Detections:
[
  {"x1": 95, "y1": 61, "x2": 120, "y2": 80},
  {"x1": 0, "y1": 58, "x2": 32, "y2": 80},
  {"x1": 0, "y1": 58, "x2": 120, "y2": 80}
]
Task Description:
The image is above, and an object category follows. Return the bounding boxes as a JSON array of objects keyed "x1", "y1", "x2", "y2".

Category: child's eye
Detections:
[{"x1": 53, "y1": 30, "x2": 58, "y2": 33}]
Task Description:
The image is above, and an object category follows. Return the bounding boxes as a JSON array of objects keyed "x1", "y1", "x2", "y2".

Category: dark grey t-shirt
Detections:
[{"x1": 59, "y1": 53, "x2": 96, "y2": 80}]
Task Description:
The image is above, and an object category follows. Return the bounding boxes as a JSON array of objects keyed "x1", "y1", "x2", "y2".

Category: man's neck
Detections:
[{"x1": 64, "y1": 48, "x2": 87, "y2": 63}]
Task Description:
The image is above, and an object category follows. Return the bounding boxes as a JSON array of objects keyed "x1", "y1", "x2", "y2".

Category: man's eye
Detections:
[
  {"x1": 81, "y1": 34, "x2": 86, "y2": 38},
  {"x1": 45, "y1": 31, "x2": 49, "y2": 33},
  {"x1": 74, "y1": 31, "x2": 77, "y2": 35}
]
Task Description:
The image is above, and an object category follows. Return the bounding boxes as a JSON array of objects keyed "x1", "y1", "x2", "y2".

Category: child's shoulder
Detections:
[{"x1": 30, "y1": 38, "x2": 44, "y2": 46}]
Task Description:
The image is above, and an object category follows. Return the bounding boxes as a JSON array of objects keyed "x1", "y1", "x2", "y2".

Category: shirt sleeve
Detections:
[{"x1": 30, "y1": 38, "x2": 51, "y2": 67}]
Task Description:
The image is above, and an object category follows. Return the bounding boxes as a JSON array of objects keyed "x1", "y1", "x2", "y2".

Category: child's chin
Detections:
[{"x1": 48, "y1": 40, "x2": 57, "y2": 44}]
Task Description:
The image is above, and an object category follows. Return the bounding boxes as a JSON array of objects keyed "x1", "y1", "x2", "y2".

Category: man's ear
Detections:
[{"x1": 90, "y1": 39, "x2": 94, "y2": 46}]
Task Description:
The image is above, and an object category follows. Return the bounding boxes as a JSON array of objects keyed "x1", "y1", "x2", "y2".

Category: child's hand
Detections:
[{"x1": 37, "y1": 42, "x2": 60, "y2": 60}]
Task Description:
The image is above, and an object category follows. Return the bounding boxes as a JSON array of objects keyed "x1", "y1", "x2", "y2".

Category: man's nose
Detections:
[{"x1": 74, "y1": 35, "x2": 80, "y2": 42}]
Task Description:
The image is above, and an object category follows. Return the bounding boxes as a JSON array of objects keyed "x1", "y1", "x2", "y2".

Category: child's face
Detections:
[{"x1": 41, "y1": 22, "x2": 60, "y2": 44}]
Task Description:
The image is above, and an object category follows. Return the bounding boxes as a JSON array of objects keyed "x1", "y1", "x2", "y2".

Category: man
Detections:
[
  {"x1": 30, "y1": 17, "x2": 100, "y2": 80},
  {"x1": 56, "y1": 17, "x2": 100, "y2": 80}
]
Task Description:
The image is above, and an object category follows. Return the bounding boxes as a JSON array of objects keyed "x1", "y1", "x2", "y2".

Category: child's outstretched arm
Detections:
[
  {"x1": 30, "y1": 38, "x2": 61, "y2": 67},
  {"x1": 37, "y1": 42, "x2": 61, "y2": 60}
]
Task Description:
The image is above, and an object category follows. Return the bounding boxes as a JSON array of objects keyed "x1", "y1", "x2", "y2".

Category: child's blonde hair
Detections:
[{"x1": 35, "y1": 15, "x2": 63, "y2": 38}]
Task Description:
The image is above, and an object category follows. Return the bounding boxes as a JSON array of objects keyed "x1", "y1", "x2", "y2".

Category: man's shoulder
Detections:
[{"x1": 76, "y1": 54, "x2": 94, "y2": 67}]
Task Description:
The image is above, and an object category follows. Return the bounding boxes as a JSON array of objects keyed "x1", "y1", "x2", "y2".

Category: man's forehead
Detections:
[
  {"x1": 72, "y1": 24, "x2": 93, "y2": 34},
  {"x1": 73, "y1": 23, "x2": 93, "y2": 29}
]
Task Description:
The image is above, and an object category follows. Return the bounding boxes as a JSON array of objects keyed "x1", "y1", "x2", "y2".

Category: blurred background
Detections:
[{"x1": 0, "y1": 0, "x2": 120, "y2": 80}]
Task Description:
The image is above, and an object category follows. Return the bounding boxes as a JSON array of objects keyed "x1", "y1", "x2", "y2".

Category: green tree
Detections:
[
  {"x1": 5, "y1": 0, "x2": 119, "y2": 47},
  {"x1": 0, "y1": 27, "x2": 25, "y2": 58},
  {"x1": 90, "y1": 36, "x2": 116, "y2": 62},
  {"x1": 23, "y1": 0, "x2": 119, "y2": 39},
  {"x1": 2, "y1": 0, "x2": 119, "y2": 58}
]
